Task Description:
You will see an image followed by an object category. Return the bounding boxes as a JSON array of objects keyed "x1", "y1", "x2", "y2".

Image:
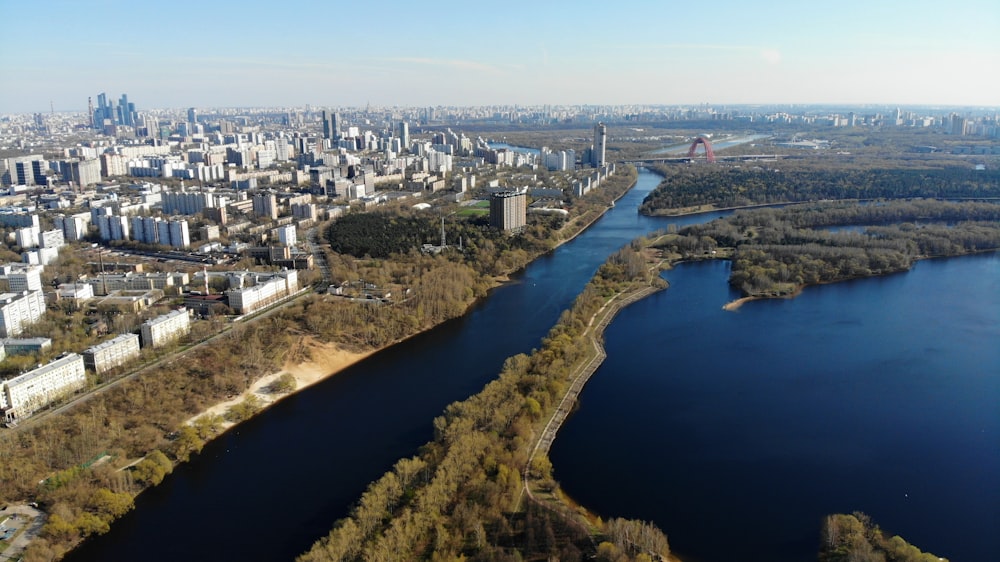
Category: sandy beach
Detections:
[
  {"x1": 185, "y1": 338, "x2": 371, "y2": 429},
  {"x1": 722, "y1": 296, "x2": 757, "y2": 311}
]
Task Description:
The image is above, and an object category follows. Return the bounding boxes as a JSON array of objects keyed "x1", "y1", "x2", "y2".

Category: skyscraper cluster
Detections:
[{"x1": 93, "y1": 92, "x2": 138, "y2": 130}]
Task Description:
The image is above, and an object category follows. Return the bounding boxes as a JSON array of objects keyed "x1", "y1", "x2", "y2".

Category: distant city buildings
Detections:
[{"x1": 322, "y1": 110, "x2": 340, "y2": 140}]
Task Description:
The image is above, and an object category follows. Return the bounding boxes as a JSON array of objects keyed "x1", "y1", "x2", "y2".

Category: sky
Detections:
[{"x1": 0, "y1": 0, "x2": 998, "y2": 113}]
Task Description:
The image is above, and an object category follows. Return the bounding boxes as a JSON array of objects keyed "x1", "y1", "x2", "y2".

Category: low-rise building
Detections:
[
  {"x1": 0, "y1": 264, "x2": 43, "y2": 293},
  {"x1": 140, "y1": 308, "x2": 191, "y2": 348},
  {"x1": 83, "y1": 333, "x2": 141, "y2": 374},
  {"x1": 87, "y1": 272, "x2": 176, "y2": 296},
  {"x1": 1, "y1": 337, "x2": 52, "y2": 356},
  {"x1": 94, "y1": 289, "x2": 163, "y2": 313},
  {"x1": 57, "y1": 283, "x2": 95, "y2": 305}
]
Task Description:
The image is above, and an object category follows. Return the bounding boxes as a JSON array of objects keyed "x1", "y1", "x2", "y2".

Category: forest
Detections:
[
  {"x1": 819, "y1": 512, "x2": 948, "y2": 562},
  {"x1": 298, "y1": 242, "x2": 670, "y2": 562},
  {"x1": 639, "y1": 161, "x2": 1000, "y2": 215},
  {"x1": 653, "y1": 200, "x2": 1000, "y2": 297}
]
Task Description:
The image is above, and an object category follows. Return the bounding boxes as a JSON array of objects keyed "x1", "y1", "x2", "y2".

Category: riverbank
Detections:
[{"x1": 183, "y1": 339, "x2": 372, "y2": 431}]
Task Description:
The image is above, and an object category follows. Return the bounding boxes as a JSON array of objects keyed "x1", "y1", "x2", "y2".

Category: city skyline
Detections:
[{"x1": 1, "y1": 0, "x2": 998, "y2": 114}]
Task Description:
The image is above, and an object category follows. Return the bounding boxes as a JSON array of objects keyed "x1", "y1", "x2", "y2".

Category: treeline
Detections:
[
  {"x1": 819, "y1": 512, "x2": 949, "y2": 562},
  {"x1": 639, "y1": 163, "x2": 1000, "y2": 214},
  {"x1": 298, "y1": 243, "x2": 667, "y2": 562},
  {"x1": 653, "y1": 200, "x2": 1000, "y2": 297}
]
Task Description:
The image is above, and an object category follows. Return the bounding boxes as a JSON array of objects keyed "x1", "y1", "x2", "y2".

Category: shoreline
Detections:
[
  {"x1": 179, "y1": 171, "x2": 641, "y2": 440},
  {"x1": 182, "y1": 339, "x2": 373, "y2": 431},
  {"x1": 720, "y1": 249, "x2": 999, "y2": 311}
]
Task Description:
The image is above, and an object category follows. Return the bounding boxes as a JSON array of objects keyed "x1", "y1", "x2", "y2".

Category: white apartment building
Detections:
[
  {"x1": 39, "y1": 229, "x2": 65, "y2": 249},
  {"x1": 54, "y1": 213, "x2": 91, "y2": 241},
  {"x1": 0, "y1": 264, "x2": 43, "y2": 293},
  {"x1": 225, "y1": 270, "x2": 298, "y2": 315},
  {"x1": 15, "y1": 226, "x2": 39, "y2": 249},
  {"x1": 22, "y1": 247, "x2": 59, "y2": 266},
  {"x1": 83, "y1": 333, "x2": 141, "y2": 374},
  {"x1": 0, "y1": 291, "x2": 46, "y2": 337},
  {"x1": 274, "y1": 224, "x2": 296, "y2": 246},
  {"x1": 140, "y1": 308, "x2": 191, "y2": 348},
  {"x1": 88, "y1": 272, "x2": 179, "y2": 296},
  {"x1": 1, "y1": 353, "x2": 86, "y2": 421}
]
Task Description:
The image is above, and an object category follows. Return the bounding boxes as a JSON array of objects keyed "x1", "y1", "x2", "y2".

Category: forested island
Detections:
[{"x1": 655, "y1": 199, "x2": 1000, "y2": 299}]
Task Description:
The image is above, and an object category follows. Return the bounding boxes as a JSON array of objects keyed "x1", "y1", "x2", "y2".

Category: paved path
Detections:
[{"x1": 520, "y1": 283, "x2": 660, "y2": 511}]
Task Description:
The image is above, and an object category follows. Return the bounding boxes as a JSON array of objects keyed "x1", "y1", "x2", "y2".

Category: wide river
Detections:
[{"x1": 66, "y1": 168, "x2": 998, "y2": 561}]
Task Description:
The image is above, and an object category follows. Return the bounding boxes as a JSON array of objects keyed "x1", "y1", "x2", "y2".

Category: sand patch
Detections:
[{"x1": 184, "y1": 338, "x2": 371, "y2": 429}]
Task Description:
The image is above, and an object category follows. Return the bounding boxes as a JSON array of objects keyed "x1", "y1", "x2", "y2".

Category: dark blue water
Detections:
[
  {"x1": 550, "y1": 254, "x2": 1000, "y2": 562},
  {"x1": 68, "y1": 169, "x2": 723, "y2": 562}
]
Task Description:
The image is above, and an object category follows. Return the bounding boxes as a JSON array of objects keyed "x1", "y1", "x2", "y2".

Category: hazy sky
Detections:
[{"x1": 1, "y1": 0, "x2": 997, "y2": 113}]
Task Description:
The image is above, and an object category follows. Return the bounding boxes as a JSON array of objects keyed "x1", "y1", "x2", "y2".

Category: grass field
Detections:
[{"x1": 456, "y1": 200, "x2": 490, "y2": 217}]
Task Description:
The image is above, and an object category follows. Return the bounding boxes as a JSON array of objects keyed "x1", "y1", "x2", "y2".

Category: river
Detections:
[
  {"x1": 65, "y1": 168, "x2": 998, "y2": 561},
  {"x1": 66, "y1": 168, "x2": 719, "y2": 561}
]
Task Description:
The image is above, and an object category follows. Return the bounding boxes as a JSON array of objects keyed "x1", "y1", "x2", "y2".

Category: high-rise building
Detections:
[
  {"x1": 252, "y1": 193, "x2": 278, "y2": 220},
  {"x1": 591, "y1": 122, "x2": 607, "y2": 167},
  {"x1": 322, "y1": 110, "x2": 340, "y2": 140},
  {"x1": 274, "y1": 224, "x2": 296, "y2": 246},
  {"x1": 489, "y1": 190, "x2": 527, "y2": 233},
  {"x1": 54, "y1": 213, "x2": 89, "y2": 241},
  {"x1": 397, "y1": 121, "x2": 410, "y2": 148},
  {"x1": 188, "y1": 107, "x2": 198, "y2": 124},
  {"x1": 62, "y1": 158, "x2": 102, "y2": 187},
  {"x1": 168, "y1": 219, "x2": 190, "y2": 249}
]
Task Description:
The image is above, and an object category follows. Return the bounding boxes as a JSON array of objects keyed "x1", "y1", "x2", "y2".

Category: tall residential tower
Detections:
[{"x1": 591, "y1": 122, "x2": 607, "y2": 167}]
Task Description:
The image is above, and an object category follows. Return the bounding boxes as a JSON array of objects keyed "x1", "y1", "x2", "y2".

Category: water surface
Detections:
[{"x1": 550, "y1": 254, "x2": 1000, "y2": 561}]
